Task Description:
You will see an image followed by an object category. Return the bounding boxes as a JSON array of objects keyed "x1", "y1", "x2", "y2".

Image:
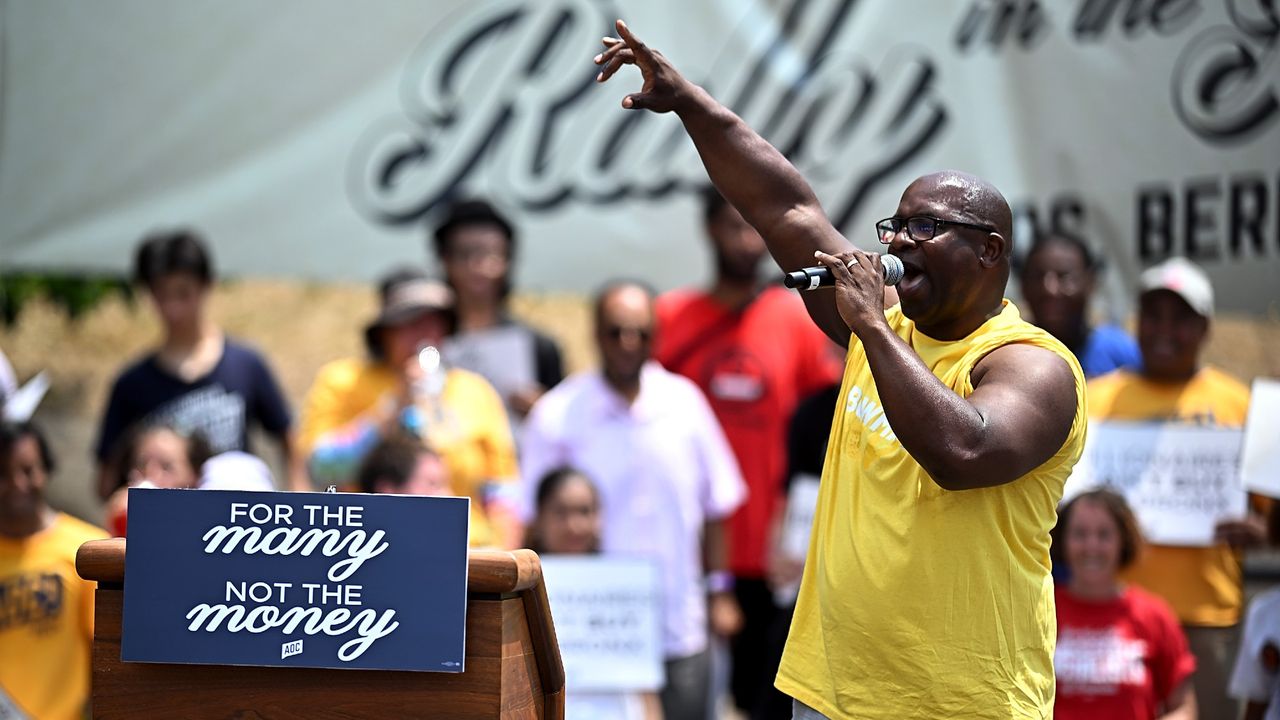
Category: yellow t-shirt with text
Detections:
[
  {"x1": 775, "y1": 300, "x2": 1087, "y2": 720},
  {"x1": 0, "y1": 513, "x2": 108, "y2": 720},
  {"x1": 1087, "y1": 366, "x2": 1252, "y2": 626}
]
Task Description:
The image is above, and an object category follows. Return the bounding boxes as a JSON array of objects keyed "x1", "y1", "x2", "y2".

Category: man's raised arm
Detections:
[{"x1": 595, "y1": 20, "x2": 862, "y2": 344}]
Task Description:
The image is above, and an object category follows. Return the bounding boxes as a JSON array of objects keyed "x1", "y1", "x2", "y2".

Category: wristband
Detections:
[{"x1": 706, "y1": 571, "x2": 735, "y2": 594}]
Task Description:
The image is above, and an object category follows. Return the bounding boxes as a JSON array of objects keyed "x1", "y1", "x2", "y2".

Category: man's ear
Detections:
[{"x1": 979, "y1": 232, "x2": 1008, "y2": 268}]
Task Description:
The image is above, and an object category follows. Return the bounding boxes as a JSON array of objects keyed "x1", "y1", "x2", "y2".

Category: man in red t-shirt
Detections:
[{"x1": 655, "y1": 187, "x2": 842, "y2": 718}]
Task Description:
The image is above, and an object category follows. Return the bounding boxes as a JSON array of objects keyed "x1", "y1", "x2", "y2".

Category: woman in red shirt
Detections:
[{"x1": 1053, "y1": 489, "x2": 1198, "y2": 720}]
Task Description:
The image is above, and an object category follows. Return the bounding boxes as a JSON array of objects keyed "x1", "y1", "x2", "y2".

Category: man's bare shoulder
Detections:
[
  {"x1": 971, "y1": 342, "x2": 1078, "y2": 405},
  {"x1": 972, "y1": 340, "x2": 1075, "y2": 381}
]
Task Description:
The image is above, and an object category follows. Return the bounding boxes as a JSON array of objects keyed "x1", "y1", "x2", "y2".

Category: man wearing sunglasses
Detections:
[{"x1": 595, "y1": 21, "x2": 1087, "y2": 720}]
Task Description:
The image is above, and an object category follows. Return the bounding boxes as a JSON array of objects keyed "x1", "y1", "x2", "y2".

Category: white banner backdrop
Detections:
[{"x1": 1, "y1": 0, "x2": 1277, "y2": 312}]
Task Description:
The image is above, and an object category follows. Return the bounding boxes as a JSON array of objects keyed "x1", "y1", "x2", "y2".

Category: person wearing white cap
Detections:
[{"x1": 1087, "y1": 256, "x2": 1273, "y2": 719}]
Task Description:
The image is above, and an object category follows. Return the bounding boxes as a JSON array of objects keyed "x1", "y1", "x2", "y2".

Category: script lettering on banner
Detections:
[
  {"x1": 1064, "y1": 422, "x2": 1247, "y2": 546},
  {"x1": 2, "y1": 1, "x2": 1277, "y2": 310},
  {"x1": 347, "y1": 0, "x2": 946, "y2": 228},
  {"x1": 539, "y1": 556, "x2": 663, "y2": 692},
  {"x1": 121, "y1": 489, "x2": 470, "y2": 672}
]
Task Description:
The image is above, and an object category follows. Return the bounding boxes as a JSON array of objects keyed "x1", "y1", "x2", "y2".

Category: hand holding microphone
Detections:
[
  {"x1": 792, "y1": 249, "x2": 901, "y2": 335},
  {"x1": 783, "y1": 254, "x2": 904, "y2": 290}
]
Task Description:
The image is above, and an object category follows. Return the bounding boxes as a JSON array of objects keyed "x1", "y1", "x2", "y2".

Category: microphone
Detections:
[{"x1": 783, "y1": 254, "x2": 904, "y2": 291}]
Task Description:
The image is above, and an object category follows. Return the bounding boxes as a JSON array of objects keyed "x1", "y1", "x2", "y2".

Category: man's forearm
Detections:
[{"x1": 676, "y1": 85, "x2": 849, "y2": 270}]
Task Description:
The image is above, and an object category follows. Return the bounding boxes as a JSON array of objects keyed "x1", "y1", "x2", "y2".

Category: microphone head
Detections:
[
  {"x1": 882, "y1": 254, "x2": 904, "y2": 286},
  {"x1": 782, "y1": 268, "x2": 814, "y2": 289}
]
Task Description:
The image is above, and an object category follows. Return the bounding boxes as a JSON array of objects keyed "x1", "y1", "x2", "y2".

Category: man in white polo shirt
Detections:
[{"x1": 521, "y1": 279, "x2": 747, "y2": 720}]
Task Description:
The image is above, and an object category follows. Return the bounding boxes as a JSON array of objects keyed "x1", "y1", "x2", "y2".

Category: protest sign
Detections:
[
  {"x1": 122, "y1": 489, "x2": 470, "y2": 672},
  {"x1": 540, "y1": 556, "x2": 663, "y2": 692},
  {"x1": 1065, "y1": 422, "x2": 1246, "y2": 546},
  {"x1": 773, "y1": 474, "x2": 821, "y2": 605},
  {"x1": 1241, "y1": 378, "x2": 1280, "y2": 499},
  {"x1": 442, "y1": 326, "x2": 536, "y2": 426},
  {"x1": 781, "y1": 475, "x2": 821, "y2": 559}
]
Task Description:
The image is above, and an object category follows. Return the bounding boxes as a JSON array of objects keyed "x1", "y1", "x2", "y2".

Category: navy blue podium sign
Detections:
[{"x1": 121, "y1": 488, "x2": 470, "y2": 672}]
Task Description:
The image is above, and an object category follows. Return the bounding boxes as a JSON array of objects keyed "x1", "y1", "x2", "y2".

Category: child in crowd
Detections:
[
  {"x1": 112, "y1": 424, "x2": 211, "y2": 492},
  {"x1": 104, "y1": 423, "x2": 211, "y2": 536},
  {"x1": 94, "y1": 230, "x2": 300, "y2": 497},
  {"x1": 1052, "y1": 489, "x2": 1197, "y2": 720},
  {"x1": 526, "y1": 466, "x2": 601, "y2": 555},
  {"x1": 105, "y1": 423, "x2": 279, "y2": 535},
  {"x1": 356, "y1": 433, "x2": 452, "y2": 497},
  {"x1": 528, "y1": 467, "x2": 661, "y2": 720}
]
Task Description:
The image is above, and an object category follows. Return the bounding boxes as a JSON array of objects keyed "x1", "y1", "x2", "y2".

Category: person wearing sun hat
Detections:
[
  {"x1": 297, "y1": 266, "x2": 521, "y2": 548},
  {"x1": 1086, "y1": 255, "x2": 1272, "y2": 718}
]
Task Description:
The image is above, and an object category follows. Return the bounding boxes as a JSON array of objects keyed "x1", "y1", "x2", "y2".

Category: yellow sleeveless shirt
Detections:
[{"x1": 775, "y1": 300, "x2": 1087, "y2": 720}]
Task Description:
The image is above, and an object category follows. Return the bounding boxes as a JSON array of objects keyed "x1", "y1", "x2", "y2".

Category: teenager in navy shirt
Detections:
[{"x1": 94, "y1": 230, "x2": 299, "y2": 497}]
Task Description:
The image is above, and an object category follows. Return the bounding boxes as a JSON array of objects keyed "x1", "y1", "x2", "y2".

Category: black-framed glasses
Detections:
[{"x1": 874, "y1": 216, "x2": 996, "y2": 244}]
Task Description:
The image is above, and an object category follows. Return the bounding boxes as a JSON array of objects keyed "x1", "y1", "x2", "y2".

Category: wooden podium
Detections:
[{"x1": 76, "y1": 538, "x2": 565, "y2": 719}]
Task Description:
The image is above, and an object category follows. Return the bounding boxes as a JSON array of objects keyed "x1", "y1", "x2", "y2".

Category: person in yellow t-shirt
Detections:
[
  {"x1": 1087, "y1": 256, "x2": 1271, "y2": 720},
  {"x1": 1, "y1": 422, "x2": 109, "y2": 720},
  {"x1": 594, "y1": 23, "x2": 1087, "y2": 719},
  {"x1": 297, "y1": 269, "x2": 521, "y2": 549}
]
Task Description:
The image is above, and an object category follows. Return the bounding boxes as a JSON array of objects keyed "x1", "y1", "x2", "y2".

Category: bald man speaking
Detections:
[{"x1": 595, "y1": 22, "x2": 1086, "y2": 720}]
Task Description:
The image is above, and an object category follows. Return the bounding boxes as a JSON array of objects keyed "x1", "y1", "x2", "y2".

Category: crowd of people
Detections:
[
  {"x1": 1, "y1": 25, "x2": 1278, "y2": 720},
  {"x1": 2, "y1": 193, "x2": 1276, "y2": 719}
]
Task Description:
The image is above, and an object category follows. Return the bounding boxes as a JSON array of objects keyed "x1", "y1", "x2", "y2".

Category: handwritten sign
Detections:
[
  {"x1": 773, "y1": 474, "x2": 821, "y2": 605},
  {"x1": 1241, "y1": 378, "x2": 1280, "y2": 499},
  {"x1": 1064, "y1": 422, "x2": 1246, "y2": 546},
  {"x1": 443, "y1": 326, "x2": 535, "y2": 433},
  {"x1": 540, "y1": 556, "x2": 663, "y2": 692},
  {"x1": 444, "y1": 327, "x2": 535, "y2": 397},
  {"x1": 122, "y1": 489, "x2": 470, "y2": 672}
]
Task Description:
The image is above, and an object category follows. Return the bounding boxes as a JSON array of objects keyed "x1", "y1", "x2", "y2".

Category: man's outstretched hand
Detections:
[{"x1": 594, "y1": 19, "x2": 692, "y2": 114}]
